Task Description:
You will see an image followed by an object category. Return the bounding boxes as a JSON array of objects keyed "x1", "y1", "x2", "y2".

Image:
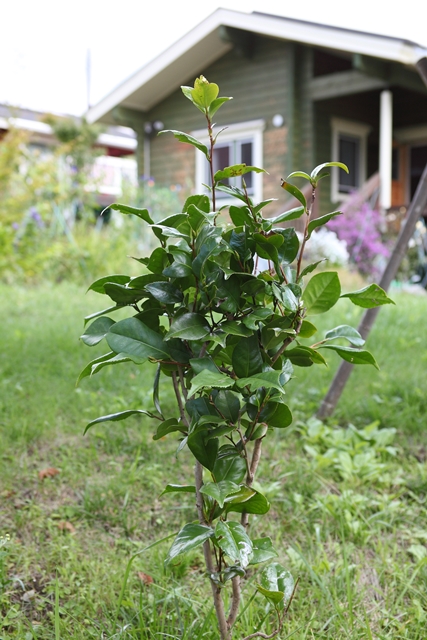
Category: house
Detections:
[
  {"x1": 85, "y1": 9, "x2": 427, "y2": 218},
  {"x1": 0, "y1": 104, "x2": 137, "y2": 206}
]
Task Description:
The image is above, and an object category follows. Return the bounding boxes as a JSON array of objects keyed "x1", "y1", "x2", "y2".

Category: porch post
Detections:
[{"x1": 379, "y1": 89, "x2": 393, "y2": 210}]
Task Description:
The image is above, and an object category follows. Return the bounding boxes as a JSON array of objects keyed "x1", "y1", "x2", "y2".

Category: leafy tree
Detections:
[{"x1": 79, "y1": 77, "x2": 393, "y2": 639}]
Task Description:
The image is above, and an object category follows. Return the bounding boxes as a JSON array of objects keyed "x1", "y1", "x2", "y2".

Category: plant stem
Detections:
[
  {"x1": 194, "y1": 460, "x2": 229, "y2": 639},
  {"x1": 171, "y1": 372, "x2": 188, "y2": 428},
  {"x1": 296, "y1": 186, "x2": 316, "y2": 279}
]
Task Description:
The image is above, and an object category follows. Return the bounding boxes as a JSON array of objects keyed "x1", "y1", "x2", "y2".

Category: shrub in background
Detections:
[{"x1": 328, "y1": 202, "x2": 390, "y2": 279}]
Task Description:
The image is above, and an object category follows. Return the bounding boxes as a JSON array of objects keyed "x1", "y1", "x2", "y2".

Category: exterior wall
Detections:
[{"x1": 143, "y1": 35, "x2": 296, "y2": 215}]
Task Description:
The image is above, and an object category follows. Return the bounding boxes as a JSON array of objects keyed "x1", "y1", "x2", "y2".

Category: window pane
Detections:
[
  {"x1": 208, "y1": 144, "x2": 230, "y2": 195},
  {"x1": 240, "y1": 141, "x2": 253, "y2": 191},
  {"x1": 338, "y1": 135, "x2": 359, "y2": 192}
]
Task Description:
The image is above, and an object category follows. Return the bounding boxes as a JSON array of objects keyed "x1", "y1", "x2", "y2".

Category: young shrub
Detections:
[{"x1": 79, "y1": 77, "x2": 393, "y2": 640}]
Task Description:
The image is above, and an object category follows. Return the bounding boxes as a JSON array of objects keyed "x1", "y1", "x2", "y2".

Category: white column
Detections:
[{"x1": 379, "y1": 90, "x2": 393, "y2": 210}]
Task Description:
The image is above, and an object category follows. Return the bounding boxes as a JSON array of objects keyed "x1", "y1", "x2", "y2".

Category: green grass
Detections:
[{"x1": 1, "y1": 282, "x2": 427, "y2": 638}]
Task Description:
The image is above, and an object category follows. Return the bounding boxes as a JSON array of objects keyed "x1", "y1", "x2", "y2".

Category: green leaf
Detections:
[
  {"x1": 187, "y1": 429, "x2": 219, "y2": 471},
  {"x1": 190, "y1": 357, "x2": 219, "y2": 376},
  {"x1": 214, "y1": 164, "x2": 265, "y2": 182},
  {"x1": 280, "y1": 181, "x2": 307, "y2": 208},
  {"x1": 153, "y1": 418, "x2": 185, "y2": 440},
  {"x1": 260, "y1": 401, "x2": 292, "y2": 429},
  {"x1": 108, "y1": 203, "x2": 154, "y2": 224},
  {"x1": 285, "y1": 346, "x2": 327, "y2": 367},
  {"x1": 80, "y1": 317, "x2": 115, "y2": 346},
  {"x1": 158, "y1": 130, "x2": 209, "y2": 161},
  {"x1": 232, "y1": 335, "x2": 263, "y2": 379},
  {"x1": 208, "y1": 96, "x2": 232, "y2": 117},
  {"x1": 214, "y1": 390, "x2": 240, "y2": 423},
  {"x1": 341, "y1": 284, "x2": 395, "y2": 308},
  {"x1": 220, "y1": 321, "x2": 253, "y2": 337},
  {"x1": 229, "y1": 206, "x2": 254, "y2": 227},
  {"x1": 242, "y1": 308, "x2": 274, "y2": 330},
  {"x1": 306, "y1": 212, "x2": 342, "y2": 239},
  {"x1": 165, "y1": 523, "x2": 214, "y2": 565},
  {"x1": 107, "y1": 317, "x2": 171, "y2": 362},
  {"x1": 200, "y1": 481, "x2": 240, "y2": 508},
  {"x1": 324, "y1": 325, "x2": 364, "y2": 347},
  {"x1": 225, "y1": 488, "x2": 270, "y2": 515},
  {"x1": 215, "y1": 521, "x2": 253, "y2": 568},
  {"x1": 276, "y1": 228, "x2": 300, "y2": 265},
  {"x1": 87, "y1": 274, "x2": 131, "y2": 294},
  {"x1": 235, "y1": 369, "x2": 285, "y2": 394},
  {"x1": 272, "y1": 283, "x2": 299, "y2": 312},
  {"x1": 165, "y1": 313, "x2": 210, "y2": 341},
  {"x1": 189, "y1": 371, "x2": 234, "y2": 396},
  {"x1": 298, "y1": 320, "x2": 317, "y2": 339},
  {"x1": 144, "y1": 282, "x2": 183, "y2": 305},
  {"x1": 91, "y1": 352, "x2": 140, "y2": 375},
  {"x1": 269, "y1": 206, "x2": 305, "y2": 225},
  {"x1": 257, "y1": 563, "x2": 294, "y2": 607},
  {"x1": 84, "y1": 305, "x2": 125, "y2": 326},
  {"x1": 187, "y1": 204, "x2": 216, "y2": 232},
  {"x1": 216, "y1": 184, "x2": 251, "y2": 205},
  {"x1": 303, "y1": 272, "x2": 341, "y2": 315},
  {"x1": 183, "y1": 194, "x2": 210, "y2": 214},
  {"x1": 84, "y1": 409, "x2": 157, "y2": 435},
  {"x1": 319, "y1": 344, "x2": 379, "y2": 369},
  {"x1": 213, "y1": 447, "x2": 246, "y2": 484},
  {"x1": 311, "y1": 161, "x2": 348, "y2": 182},
  {"x1": 145, "y1": 247, "x2": 169, "y2": 273},
  {"x1": 298, "y1": 260, "x2": 325, "y2": 279},
  {"x1": 161, "y1": 484, "x2": 196, "y2": 496},
  {"x1": 287, "y1": 171, "x2": 311, "y2": 182},
  {"x1": 103, "y1": 283, "x2": 145, "y2": 305},
  {"x1": 76, "y1": 351, "x2": 115, "y2": 385},
  {"x1": 249, "y1": 538, "x2": 278, "y2": 565},
  {"x1": 190, "y1": 76, "x2": 219, "y2": 109}
]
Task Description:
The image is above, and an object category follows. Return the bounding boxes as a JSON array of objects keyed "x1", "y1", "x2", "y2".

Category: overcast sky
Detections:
[{"x1": 2, "y1": 0, "x2": 426, "y2": 116}]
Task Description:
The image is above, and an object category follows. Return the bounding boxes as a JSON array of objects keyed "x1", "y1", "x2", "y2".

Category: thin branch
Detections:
[
  {"x1": 296, "y1": 186, "x2": 316, "y2": 279},
  {"x1": 171, "y1": 372, "x2": 188, "y2": 428},
  {"x1": 227, "y1": 575, "x2": 241, "y2": 629},
  {"x1": 177, "y1": 365, "x2": 188, "y2": 401},
  {"x1": 195, "y1": 460, "x2": 229, "y2": 640}
]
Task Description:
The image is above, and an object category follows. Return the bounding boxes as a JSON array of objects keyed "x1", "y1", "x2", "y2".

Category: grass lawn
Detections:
[{"x1": 1, "y1": 282, "x2": 427, "y2": 639}]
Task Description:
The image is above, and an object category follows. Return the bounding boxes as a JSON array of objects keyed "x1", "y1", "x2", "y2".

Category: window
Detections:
[
  {"x1": 331, "y1": 118, "x2": 370, "y2": 202},
  {"x1": 193, "y1": 119, "x2": 265, "y2": 204}
]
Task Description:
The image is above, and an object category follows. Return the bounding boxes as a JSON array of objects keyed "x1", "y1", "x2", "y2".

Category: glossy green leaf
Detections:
[
  {"x1": 287, "y1": 170, "x2": 311, "y2": 182},
  {"x1": 107, "y1": 317, "x2": 171, "y2": 362},
  {"x1": 215, "y1": 521, "x2": 253, "y2": 568},
  {"x1": 187, "y1": 429, "x2": 219, "y2": 471},
  {"x1": 272, "y1": 283, "x2": 299, "y2": 311},
  {"x1": 103, "y1": 283, "x2": 145, "y2": 305},
  {"x1": 320, "y1": 344, "x2": 379, "y2": 369},
  {"x1": 226, "y1": 487, "x2": 270, "y2": 515},
  {"x1": 269, "y1": 206, "x2": 305, "y2": 225},
  {"x1": 249, "y1": 538, "x2": 278, "y2": 565},
  {"x1": 208, "y1": 96, "x2": 232, "y2": 117},
  {"x1": 298, "y1": 320, "x2": 318, "y2": 338},
  {"x1": 298, "y1": 260, "x2": 325, "y2": 279},
  {"x1": 161, "y1": 484, "x2": 196, "y2": 496},
  {"x1": 165, "y1": 523, "x2": 214, "y2": 565},
  {"x1": 183, "y1": 194, "x2": 210, "y2": 214},
  {"x1": 212, "y1": 447, "x2": 246, "y2": 484},
  {"x1": 215, "y1": 184, "x2": 250, "y2": 205},
  {"x1": 276, "y1": 228, "x2": 300, "y2": 265},
  {"x1": 242, "y1": 308, "x2": 274, "y2": 330},
  {"x1": 220, "y1": 321, "x2": 253, "y2": 338},
  {"x1": 324, "y1": 325, "x2": 364, "y2": 347},
  {"x1": 189, "y1": 357, "x2": 219, "y2": 376},
  {"x1": 285, "y1": 346, "x2": 327, "y2": 367},
  {"x1": 303, "y1": 272, "x2": 341, "y2": 315},
  {"x1": 214, "y1": 390, "x2": 240, "y2": 423},
  {"x1": 306, "y1": 211, "x2": 342, "y2": 239},
  {"x1": 311, "y1": 161, "x2": 348, "y2": 182},
  {"x1": 76, "y1": 351, "x2": 116, "y2": 385},
  {"x1": 229, "y1": 206, "x2": 254, "y2": 227},
  {"x1": 280, "y1": 181, "x2": 307, "y2": 208},
  {"x1": 84, "y1": 409, "x2": 158, "y2": 435},
  {"x1": 144, "y1": 282, "x2": 183, "y2": 305},
  {"x1": 232, "y1": 335, "x2": 263, "y2": 379},
  {"x1": 214, "y1": 164, "x2": 265, "y2": 183},
  {"x1": 189, "y1": 371, "x2": 234, "y2": 396},
  {"x1": 260, "y1": 401, "x2": 292, "y2": 428},
  {"x1": 165, "y1": 313, "x2": 210, "y2": 341},
  {"x1": 257, "y1": 563, "x2": 294, "y2": 607},
  {"x1": 87, "y1": 274, "x2": 130, "y2": 294},
  {"x1": 200, "y1": 481, "x2": 240, "y2": 508},
  {"x1": 341, "y1": 284, "x2": 395, "y2": 308},
  {"x1": 235, "y1": 369, "x2": 285, "y2": 394},
  {"x1": 145, "y1": 247, "x2": 169, "y2": 273},
  {"x1": 158, "y1": 130, "x2": 209, "y2": 160},
  {"x1": 80, "y1": 317, "x2": 115, "y2": 346},
  {"x1": 108, "y1": 203, "x2": 154, "y2": 224},
  {"x1": 153, "y1": 418, "x2": 185, "y2": 440},
  {"x1": 190, "y1": 77, "x2": 219, "y2": 109}
]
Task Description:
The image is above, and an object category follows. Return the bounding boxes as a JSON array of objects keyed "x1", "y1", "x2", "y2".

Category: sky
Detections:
[{"x1": 2, "y1": 0, "x2": 427, "y2": 117}]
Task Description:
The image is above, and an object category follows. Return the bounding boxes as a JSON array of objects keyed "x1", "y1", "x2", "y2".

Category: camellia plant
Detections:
[{"x1": 79, "y1": 77, "x2": 393, "y2": 640}]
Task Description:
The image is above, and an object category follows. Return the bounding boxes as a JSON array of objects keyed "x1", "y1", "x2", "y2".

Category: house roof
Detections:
[{"x1": 86, "y1": 8, "x2": 427, "y2": 125}]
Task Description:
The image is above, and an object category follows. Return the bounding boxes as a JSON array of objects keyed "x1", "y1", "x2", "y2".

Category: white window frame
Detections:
[
  {"x1": 331, "y1": 118, "x2": 371, "y2": 202},
  {"x1": 192, "y1": 119, "x2": 265, "y2": 206}
]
